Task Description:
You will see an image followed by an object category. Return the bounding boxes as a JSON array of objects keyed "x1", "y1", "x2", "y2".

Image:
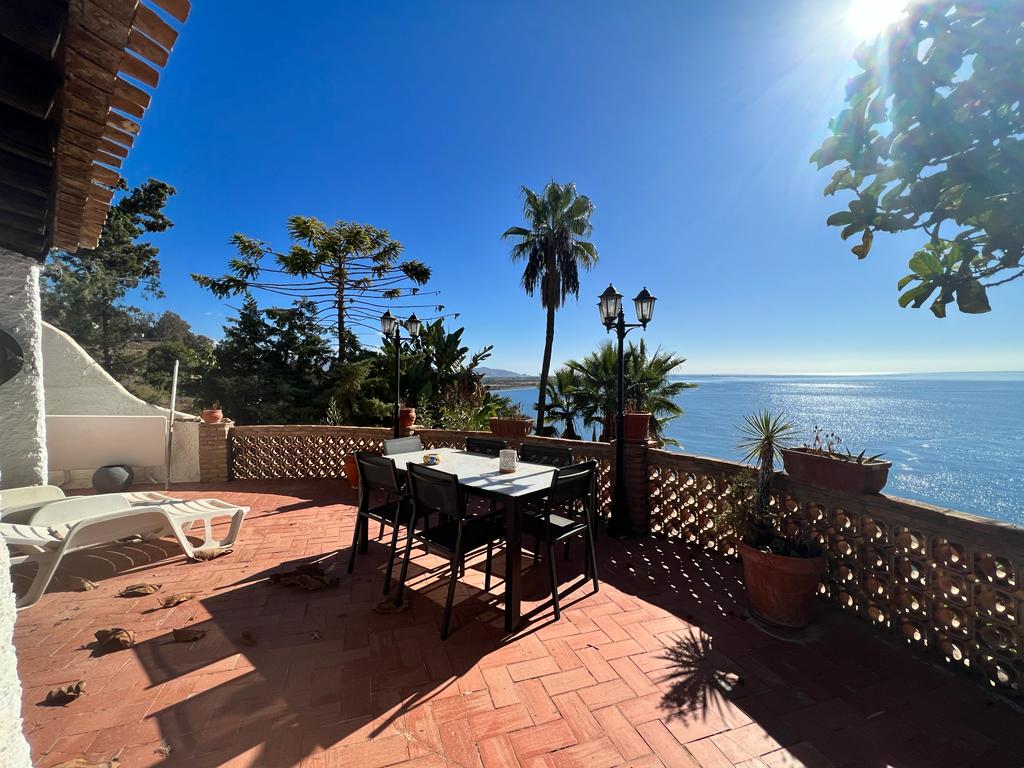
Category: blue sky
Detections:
[{"x1": 122, "y1": 0, "x2": 1024, "y2": 375}]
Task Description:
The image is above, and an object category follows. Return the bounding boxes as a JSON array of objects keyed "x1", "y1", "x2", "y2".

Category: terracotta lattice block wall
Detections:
[{"x1": 647, "y1": 449, "x2": 1024, "y2": 698}]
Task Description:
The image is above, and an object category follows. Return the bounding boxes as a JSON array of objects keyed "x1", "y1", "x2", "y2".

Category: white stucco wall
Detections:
[
  {"x1": 0, "y1": 248, "x2": 38, "y2": 768},
  {"x1": 0, "y1": 541, "x2": 31, "y2": 768},
  {"x1": 41, "y1": 322, "x2": 201, "y2": 488}
]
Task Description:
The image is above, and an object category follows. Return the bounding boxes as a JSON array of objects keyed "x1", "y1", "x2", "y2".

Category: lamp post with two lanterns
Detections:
[
  {"x1": 597, "y1": 284, "x2": 656, "y2": 538},
  {"x1": 380, "y1": 310, "x2": 422, "y2": 439}
]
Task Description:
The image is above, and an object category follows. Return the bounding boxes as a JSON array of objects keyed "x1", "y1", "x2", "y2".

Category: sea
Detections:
[{"x1": 497, "y1": 372, "x2": 1024, "y2": 526}]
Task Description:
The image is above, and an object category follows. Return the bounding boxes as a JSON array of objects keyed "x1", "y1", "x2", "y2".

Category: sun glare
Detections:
[{"x1": 847, "y1": 0, "x2": 908, "y2": 40}]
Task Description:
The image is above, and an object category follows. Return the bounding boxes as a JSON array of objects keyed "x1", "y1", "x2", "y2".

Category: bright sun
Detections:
[{"x1": 847, "y1": 0, "x2": 908, "y2": 39}]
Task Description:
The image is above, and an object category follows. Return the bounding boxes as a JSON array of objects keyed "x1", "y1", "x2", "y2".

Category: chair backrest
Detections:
[
  {"x1": 521, "y1": 442, "x2": 573, "y2": 467},
  {"x1": 407, "y1": 463, "x2": 464, "y2": 520},
  {"x1": 548, "y1": 460, "x2": 597, "y2": 508},
  {"x1": 356, "y1": 452, "x2": 402, "y2": 495},
  {"x1": 383, "y1": 435, "x2": 423, "y2": 455},
  {"x1": 465, "y1": 436, "x2": 508, "y2": 456}
]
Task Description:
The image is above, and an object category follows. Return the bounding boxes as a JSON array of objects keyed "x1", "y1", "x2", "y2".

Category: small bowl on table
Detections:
[{"x1": 422, "y1": 453, "x2": 441, "y2": 467}]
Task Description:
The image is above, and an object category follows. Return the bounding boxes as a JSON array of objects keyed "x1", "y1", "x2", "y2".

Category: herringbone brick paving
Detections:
[{"x1": 11, "y1": 481, "x2": 1024, "y2": 767}]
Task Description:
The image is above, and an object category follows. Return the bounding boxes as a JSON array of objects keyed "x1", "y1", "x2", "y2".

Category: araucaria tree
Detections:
[
  {"x1": 812, "y1": 2, "x2": 1023, "y2": 316},
  {"x1": 503, "y1": 182, "x2": 598, "y2": 432},
  {"x1": 193, "y1": 216, "x2": 435, "y2": 359},
  {"x1": 43, "y1": 179, "x2": 174, "y2": 371}
]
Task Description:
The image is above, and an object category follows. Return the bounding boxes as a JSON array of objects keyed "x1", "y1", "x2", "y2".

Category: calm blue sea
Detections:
[{"x1": 499, "y1": 373, "x2": 1024, "y2": 525}]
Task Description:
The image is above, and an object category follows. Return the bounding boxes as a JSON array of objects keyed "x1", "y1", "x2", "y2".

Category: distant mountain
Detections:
[{"x1": 478, "y1": 366, "x2": 533, "y2": 379}]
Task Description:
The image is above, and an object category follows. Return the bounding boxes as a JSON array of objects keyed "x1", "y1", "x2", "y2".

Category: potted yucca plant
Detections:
[{"x1": 725, "y1": 411, "x2": 825, "y2": 628}]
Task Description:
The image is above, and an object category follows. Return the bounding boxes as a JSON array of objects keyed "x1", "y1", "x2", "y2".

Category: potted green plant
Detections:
[
  {"x1": 781, "y1": 427, "x2": 890, "y2": 495},
  {"x1": 489, "y1": 402, "x2": 533, "y2": 438},
  {"x1": 724, "y1": 411, "x2": 826, "y2": 628},
  {"x1": 621, "y1": 400, "x2": 651, "y2": 443},
  {"x1": 201, "y1": 401, "x2": 223, "y2": 424}
]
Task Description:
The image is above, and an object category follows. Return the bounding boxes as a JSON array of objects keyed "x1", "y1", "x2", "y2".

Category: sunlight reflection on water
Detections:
[{"x1": 501, "y1": 374, "x2": 1024, "y2": 525}]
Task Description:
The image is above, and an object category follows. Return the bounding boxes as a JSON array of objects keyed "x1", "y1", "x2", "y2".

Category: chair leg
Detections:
[
  {"x1": 484, "y1": 541, "x2": 493, "y2": 592},
  {"x1": 16, "y1": 553, "x2": 63, "y2": 610},
  {"x1": 377, "y1": 517, "x2": 386, "y2": 541},
  {"x1": 585, "y1": 522, "x2": 599, "y2": 593},
  {"x1": 393, "y1": 522, "x2": 416, "y2": 607},
  {"x1": 547, "y1": 542, "x2": 560, "y2": 620},
  {"x1": 533, "y1": 536, "x2": 541, "y2": 564},
  {"x1": 347, "y1": 515, "x2": 364, "y2": 574},
  {"x1": 383, "y1": 513, "x2": 404, "y2": 595},
  {"x1": 441, "y1": 549, "x2": 462, "y2": 640}
]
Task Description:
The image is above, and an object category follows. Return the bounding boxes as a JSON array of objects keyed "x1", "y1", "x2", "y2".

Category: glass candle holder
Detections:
[{"x1": 499, "y1": 449, "x2": 518, "y2": 474}]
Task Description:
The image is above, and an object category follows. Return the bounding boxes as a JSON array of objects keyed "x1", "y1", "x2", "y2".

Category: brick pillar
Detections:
[
  {"x1": 622, "y1": 439, "x2": 654, "y2": 535},
  {"x1": 198, "y1": 421, "x2": 232, "y2": 483}
]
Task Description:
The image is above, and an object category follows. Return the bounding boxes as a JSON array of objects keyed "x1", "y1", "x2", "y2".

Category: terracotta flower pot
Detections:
[
  {"x1": 739, "y1": 541, "x2": 826, "y2": 628},
  {"x1": 781, "y1": 448, "x2": 891, "y2": 495},
  {"x1": 489, "y1": 417, "x2": 533, "y2": 439},
  {"x1": 399, "y1": 407, "x2": 416, "y2": 430},
  {"x1": 201, "y1": 408, "x2": 223, "y2": 424},
  {"x1": 343, "y1": 453, "x2": 359, "y2": 490},
  {"x1": 622, "y1": 413, "x2": 651, "y2": 443}
]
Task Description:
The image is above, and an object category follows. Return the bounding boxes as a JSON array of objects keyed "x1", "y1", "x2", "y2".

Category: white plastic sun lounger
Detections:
[
  {"x1": 0, "y1": 485, "x2": 182, "y2": 521},
  {"x1": 4, "y1": 498, "x2": 248, "y2": 609}
]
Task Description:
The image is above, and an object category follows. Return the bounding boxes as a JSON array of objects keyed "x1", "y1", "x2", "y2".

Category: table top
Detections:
[{"x1": 386, "y1": 447, "x2": 556, "y2": 498}]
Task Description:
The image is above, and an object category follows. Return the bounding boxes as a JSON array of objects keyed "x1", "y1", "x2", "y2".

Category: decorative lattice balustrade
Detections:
[
  {"x1": 231, "y1": 425, "x2": 391, "y2": 479},
  {"x1": 648, "y1": 449, "x2": 1024, "y2": 696}
]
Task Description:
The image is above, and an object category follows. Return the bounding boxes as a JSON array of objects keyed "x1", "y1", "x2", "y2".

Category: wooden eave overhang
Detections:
[{"x1": 0, "y1": 0, "x2": 189, "y2": 260}]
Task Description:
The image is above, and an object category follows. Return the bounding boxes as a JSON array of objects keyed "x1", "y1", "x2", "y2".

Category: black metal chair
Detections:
[
  {"x1": 393, "y1": 463, "x2": 505, "y2": 639},
  {"x1": 521, "y1": 442, "x2": 574, "y2": 467},
  {"x1": 522, "y1": 460, "x2": 599, "y2": 620},
  {"x1": 383, "y1": 435, "x2": 423, "y2": 455},
  {"x1": 347, "y1": 452, "x2": 426, "y2": 593},
  {"x1": 465, "y1": 436, "x2": 508, "y2": 456}
]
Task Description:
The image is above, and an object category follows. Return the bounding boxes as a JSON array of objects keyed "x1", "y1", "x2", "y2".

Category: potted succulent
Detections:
[
  {"x1": 201, "y1": 401, "x2": 224, "y2": 424},
  {"x1": 489, "y1": 402, "x2": 533, "y2": 438},
  {"x1": 781, "y1": 427, "x2": 890, "y2": 495},
  {"x1": 621, "y1": 400, "x2": 651, "y2": 443},
  {"x1": 723, "y1": 411, "x2": 826, "y2": 628}
]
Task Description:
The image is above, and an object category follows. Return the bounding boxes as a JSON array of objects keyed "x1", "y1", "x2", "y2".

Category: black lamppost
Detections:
[
  {"x1": 598, "y1": 284, "x2": 657, "y2": 538},
  {"x1": 380, "y1": 310, "x2": 422, "y2": 438}
]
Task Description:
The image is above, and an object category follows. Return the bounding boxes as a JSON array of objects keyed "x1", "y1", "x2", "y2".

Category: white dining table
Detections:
[{"x1": 385, "y1": 447, "x2": 558, "y2": 631}]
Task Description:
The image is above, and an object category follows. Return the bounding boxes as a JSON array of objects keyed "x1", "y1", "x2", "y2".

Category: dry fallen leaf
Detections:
[
  {"x1": 154, "y1": 743, "x2": 173, "y2": 757},
  {"x1": 239, "y1": 630, "x2": 257, "y2": 646},
  {"x1": 189, "y1": 548, "x2": 232, "y2": 561},
  {"x1": 43, "y1": 681, "x2": 85, "y2": 706},
  {"x1": 171, "y1": 628, "x2": 207, "y2": 643},
  {"x1": 93, "y1": 628, "x2": 135, "y2": 653},
  {"x1": 310, "y1": 631, "x2": 321, "y2": 641},
  {"x1": 118, "y1": 583, "x2": 162, "y2": 598},
  {"x1": 158, "y1": 593, "x2": 196, "y2": 608},
  {"x1": 269, "y1": 561, "x2": 339, "y2": 591},
  {"x1": 72, "y1": 577, "x2": 97, "y2": 592}
]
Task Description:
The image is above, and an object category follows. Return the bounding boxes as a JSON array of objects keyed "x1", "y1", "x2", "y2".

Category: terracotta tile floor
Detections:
[{"x1": 12, "y1": 481, "x2": 1023, "y2": 768}]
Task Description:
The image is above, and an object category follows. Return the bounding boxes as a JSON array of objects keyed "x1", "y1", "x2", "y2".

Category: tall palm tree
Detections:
[
  {"x1": 503, "y1": 182, "x2": 598, "y2": 432},
  {"x1": 568, "y1": 339, "x2": 694, "y2": 446}
]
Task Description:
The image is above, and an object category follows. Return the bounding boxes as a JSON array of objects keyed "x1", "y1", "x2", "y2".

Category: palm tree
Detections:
[
  {"x1": 502, "y1": 182, "x2": 598, "y2": 432},
  {"x1": 542, "y1": 367, "x2": 582, "y2": 439},
  {"x1": 568, "y1": 339, "x2": 694, "y2": 446}
]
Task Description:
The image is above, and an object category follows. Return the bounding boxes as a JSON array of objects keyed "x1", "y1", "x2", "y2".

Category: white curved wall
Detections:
[{"x1": 41, "y1": 323, "x2": 200, "y2": 488}]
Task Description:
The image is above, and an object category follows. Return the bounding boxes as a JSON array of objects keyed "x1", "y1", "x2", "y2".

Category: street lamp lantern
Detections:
[
  {"x1": 405, "y1": 313, "x2": 421, "y2": 338},
  {"x1": 597, "y1": 282, "x2": 657, "y2": 538},
  {"x1": 633, "y1": 287, "x2": 656, "y2": 327},
  {"x1": 380, "y1": 310, "x2": 424, "y2": 438},
  {"x1": 598, "y1": 284, "x2": 623, "y2": 328}
]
